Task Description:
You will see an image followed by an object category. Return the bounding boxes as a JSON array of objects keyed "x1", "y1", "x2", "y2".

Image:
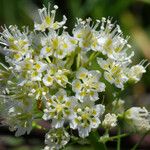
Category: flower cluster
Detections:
[
  {"x1": 0, "y1": 4, "x2": 149, "y2": 150},
  {"x1": 102, "y1": 113, "x2": 117, "y2": 129}
]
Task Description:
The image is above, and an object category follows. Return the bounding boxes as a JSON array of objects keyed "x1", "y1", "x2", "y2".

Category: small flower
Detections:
[
  {"x1": 96, "y1": 18, "x2": 133, "y2": 62},
  {"x1": 97, "y1": 58, "x2": 128, "y2": 89},
  {"x1": 59, "y1": 32, "x2": 77, "y2": 55},
  {"x1": 44, "y1": 128, "x2": 70, "y2": 150},
  {"x1": 102, "y1": 113, "x2": 117, "y2": 129},
  {"x1": 42, "y1": 74, "x2": 54, "y2": 86},
  {"x1": 40, "y1": 46, "x2": 53, "y2": 58},
  {"x1": 29, "y1": 61, "x2": 47, "y2": 81},
  {"x1": 42, "y1": 64, "x2": 56, "y2": 87},
  {"x1": 31, "y1": 71, "x2": 42, "y2": 81},
  {"x1": 125, "y1": 107, "x2": 150, "y2": 132},
  {"x1": 127, "y1": 64, "x2": 146, "y2": 83},
  {"x1": 1, "y1": 98, "x2": 34, "y2": 137},
  {"x1": 73, "y1": 18, "x2": 100, "y2": 51},
  {"x1": 43, "y1": 89, "x2": 76, "y2": 128},
  {"x1": 72, "y1": 68, "x2": 105, "y2": 102},
  {"x1": 0, "y1": 25, "x2": 31, "y2": 63},
  {"x1": 42, "y1": 64, "x2": 69, "y2": 88},
  {"x1": 34, "y1": 61, "x2": 47, "y2": 73},
  {"x1": 70, "y1": 101, "x2": 105, "y2": 138},
  {"x1": 40, "y1": 30, "x2": 76, "y2": 59},
  {"x1": 34, "y1": 4, "x2": 67, "y2": 31},
  {"x1": 125, "y1": 107, "x2": 149, "y2": 120},
  {"x1": 54, "y1": 69, "x2": 69, "y2": 87}
]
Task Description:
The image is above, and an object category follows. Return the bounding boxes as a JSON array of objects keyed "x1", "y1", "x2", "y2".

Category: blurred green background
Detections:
[{"x1": 0, "y1": 0, "x2": 150, "y2": 149}]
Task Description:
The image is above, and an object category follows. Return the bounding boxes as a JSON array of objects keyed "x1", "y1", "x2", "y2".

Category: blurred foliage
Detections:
[{"x1": 0, "y1": 0, "x2": 150, "y2": 149}]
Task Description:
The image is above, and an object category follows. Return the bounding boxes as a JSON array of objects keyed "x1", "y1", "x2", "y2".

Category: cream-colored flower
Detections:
[
  {"x1": 102, "y1": 113, "x2": 117, "y2": 129},
  {"x1": 97, "y1": 58, "x2": 128, "y2": 89},
  {"x1": 72, "y1": 68, "x2": 105, "y2": 101},
  {"x1": 44, "y1": 128, "x2": 70, "y2": 150},
  {"x1": 70, "y1": 101, "x2": 105, "y2": 138},
  {"x1": 43, "y1": 89, "x2": 76, "y2": 128}
]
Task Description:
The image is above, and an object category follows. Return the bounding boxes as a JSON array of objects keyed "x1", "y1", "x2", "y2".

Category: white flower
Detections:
[
  {"x1": 34, "y1": 61, "x2": 47, "y2": 72},
  {"x1": 0, "y1": 25, "x2": 31, "y2": 64},
  {"x1": 54, "y1": 69, "x2": 69, "y2": 87},
  {"x1": 73, "y1": 17, "x2": 133, "y2": 64},
  {"x1": 29, "y1": 61, "x2": 47, "y2": 81},
  {"x1": 40, "y1": 46, "x2": 53, "y2": 58},
  {"x1": 44, "y1": 128, "x2": 70, "y2": 150},
  {"x1": 42, "y1": 64, "x2": 69, "y2": 87},
  {"x1": 127, "y1": 64, "x2": 146, "y2": 83},
  {"x1": 29, "y1": 84, "x2": 49, "y2": 100},
  {"x1": 40, "y1": 30, "x2": 56, "y2": 58},
  {"x1": 34, "y1": 4, "x2": 67, "y2": 31},
  {"x1": 52, "y1": 35, "x2": 74, "y2": 59},
  {"x1": 96, "y1": 18, "x2": 133, "y2": 62},
  {"x1": 70, "y1": 101, "x2": 105, "y2": 138},
  {"x1": 40, "y1": 30, "x2": 76, "y2": 59},
  {"x1": 73, "y1": 18, "x2": 100, "y2": 51},
  {"x1": 125, "y1": 107, "x2": 149, "y2": 120},
  {"x1": 0, "y1": 25, "x2": 30, "y2": 49},
  {"x1": 125, "y1": 107, "x2": 150, "y2": 132},
  {"x1": 42, "y1": 65, "x2": 56, "y2": 87},
  {"x1": 31, "y1": 71, "x2": 42, "y2": 81},
  {"x1": 42, "y1": 74, "x2": 54, "y2": 86},
  {"x1": 72, "y1": 68, "x2": 105, "y2": 102},
  {"x1": 43, "y1": 89, "x2": 76, "y2": 128},
  {"x1": 102, "y1": 113, "x2": 117, "y2": 129},
  {"x1": 97, "y1": 58, "x2": 128, "y2": 89},
  {"x1": 59, "y1": 32, "x2": 77, "y2": 55},
  {"x1": 1, "y1": 98, "x2": 34, "y2": 137}
]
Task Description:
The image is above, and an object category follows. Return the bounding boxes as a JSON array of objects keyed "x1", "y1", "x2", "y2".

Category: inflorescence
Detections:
[{"x1": 0, "y1": 4, "x2": 149, "y2": 150}]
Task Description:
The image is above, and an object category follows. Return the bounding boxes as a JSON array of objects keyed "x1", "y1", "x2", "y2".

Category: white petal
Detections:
[
  {"x1": 52, "y1": 119, "x2": 64, "y2": 128},
  {"x1": 104, "y1": 71, "x2": 114, "y2": 84},
  {"x1": 76, "y1": 67, "x2": 88, "y2": 79},
  {"x1": 78, "y1": 127, "x2": 91, "y2": 138}
]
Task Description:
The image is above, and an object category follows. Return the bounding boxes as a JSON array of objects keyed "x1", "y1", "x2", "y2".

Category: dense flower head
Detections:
[
  {"x1": 102, "y1": 113, "x2": 117, "y2": 129},
  {"x1": 0, "y1": 3, "x2": 149, "y2": 150}
]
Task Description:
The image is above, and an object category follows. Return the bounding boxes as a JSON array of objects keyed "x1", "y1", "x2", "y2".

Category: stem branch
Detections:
[{"x1": 117, "y1": 127, "x2": 121, "y2": 150}]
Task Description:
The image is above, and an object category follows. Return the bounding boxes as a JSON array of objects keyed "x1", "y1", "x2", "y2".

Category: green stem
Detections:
[
  {"x1": 83, "y1": 51, "x2": 99, "y2": 67},
  {"x1": 65, "y1": 55, "x2": 74, "y2": 69},
  {"x1": 104, "y1": 143, "x2": 107, "y2": 150},
  {"x1": 110, "y1": 133, "x2": 128, "y2": 141},
  {"x1": 46, "y1": 57, "x2": 51, "y2": 63},
  {"x1": 117, "y1": 127, "x2": 121, "y2": 150},
  {"x1": 76, "y1": 53, "x2": 80, "y2": 69},
  {"x1": 131, "y1": 130, "x2": 150, "y2": 150}
]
